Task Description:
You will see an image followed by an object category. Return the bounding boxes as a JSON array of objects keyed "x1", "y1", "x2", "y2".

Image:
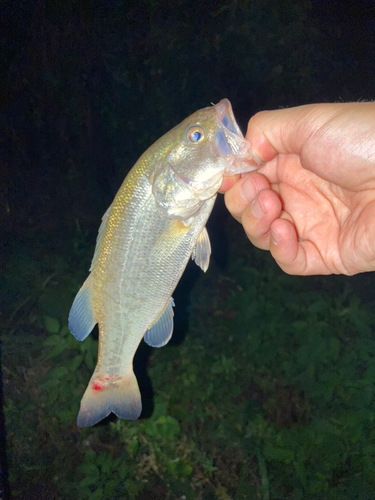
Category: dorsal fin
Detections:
[{"x1": 90, "y1": 204, "x2": 112, "y2": 272}]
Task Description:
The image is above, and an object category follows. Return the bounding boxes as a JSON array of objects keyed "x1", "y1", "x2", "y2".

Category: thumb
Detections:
[
  {"x1": 246, "y1": 102, "x2": 375, "y2": 189},
  {"x1": 245, "y1": 104, "x2": 341, "y2": 163}
]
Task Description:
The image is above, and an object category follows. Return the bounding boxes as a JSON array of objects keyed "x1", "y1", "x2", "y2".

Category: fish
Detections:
[{"x1": 68, "y1": 98, "x2": 259, "y2": 427}]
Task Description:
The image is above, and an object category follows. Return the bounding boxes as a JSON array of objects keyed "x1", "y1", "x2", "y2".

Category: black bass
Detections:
[{"x1": 68, "y1": 99, "x2": 258, "y2": 427}]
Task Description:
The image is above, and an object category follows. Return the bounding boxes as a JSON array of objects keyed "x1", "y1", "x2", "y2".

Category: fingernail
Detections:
[
  {"x1": 252, "y1": 150, "x2": 266, "y2": 167},
  {"x1": 252, "y1": 198, "x2": 266, "y2": 218},
  {"x1": 240, "y1": 176, "x2": 258, "y2": 203},
  {"x1": 271, "y1": 227, "x2": 281, "y2": 245}
]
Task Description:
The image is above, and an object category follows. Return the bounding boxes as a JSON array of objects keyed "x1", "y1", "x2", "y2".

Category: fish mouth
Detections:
[
  {"x1": 214, "y1": 99, "x2": 261, "y2": 174},
  {"x1": 215, "y1": 98, "x2": 244, "y2": 138}
]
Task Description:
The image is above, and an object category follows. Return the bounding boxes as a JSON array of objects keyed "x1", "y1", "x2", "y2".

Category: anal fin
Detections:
[{"x1": 143, "y1": 298, "x2": 175, "y2": 347}]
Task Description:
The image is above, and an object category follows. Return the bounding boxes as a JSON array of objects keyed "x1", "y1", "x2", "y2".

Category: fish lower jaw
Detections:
[{"x1": 224, "y1": 155, "x2": 260, "y2": 175}]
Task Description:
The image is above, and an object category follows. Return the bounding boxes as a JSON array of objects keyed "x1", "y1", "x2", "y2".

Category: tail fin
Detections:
[{"x1": 77, "y1": 370, "x2": 142, "y2": 427}]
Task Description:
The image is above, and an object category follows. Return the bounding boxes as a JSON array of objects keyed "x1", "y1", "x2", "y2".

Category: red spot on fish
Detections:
[
  {"x1": 104, "y1": 376, "x2": 109, "y2": 380},
  {"x1": 92, "y1": 381, "x2": 103, "y2": 391}
]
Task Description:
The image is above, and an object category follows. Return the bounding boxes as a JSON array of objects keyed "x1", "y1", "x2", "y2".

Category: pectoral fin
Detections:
[
  {"x1": 68, "y1": 275, "x2": 97, "y2": 341},
  {"x1": 191, "y1": 227, "x2": 211, "y2": 272},
  {"x1": 143, "y1": 298, "x2": 175, "y2": 347}
]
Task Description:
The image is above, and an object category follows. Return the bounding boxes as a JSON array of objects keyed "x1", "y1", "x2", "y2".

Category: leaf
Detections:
[
  {"x1": 263, "y1": 444, "x2": 294, "y2": 462},
  {"x1": 44, "y1": 316, "x2": 60, "y2": 334},
  {"x1": 308, "y1": 300, "x2": 328, "y2": 314},
  {"x1": 151, "y1": 401, "x2": 168, "y2": 420},
  {"x1": 292, "y1": 321, "x2": 308, "y2": 330},
  {"x1": 45, "y1": 344, "x2": 69, "y2": 360},
  {"x1": 182, "y1": 464, "x2": 193, "y2": 475},
  {"x1": 127, "y1": 438, "x2": 139, "y2": 458},
  {"x1": 85, "y1": 349, "x2": 96, "y2": 370},
  {"x1": 80, "y1": 476, "x2": 97, "y2": 488},
  {"x1": 60, "y1": 325, "x2": 70, "y2": 336},
  {"x1": 104, "y1": 479, "x2": 118, "y2": 493},
  {"x1": 67, "y1": 355, "x2": 83, "y2": 371},
  {"x1": 41, "y1": 379, "x2": 60, "y2": 391},
  {"x1": 78, "y1": 463, "x2": 100, "y2": 479},
  {"x1": 49, "y1": 366, "x2": 68, "y2": 380},
  {"x1": 43, "y1": 335, "x2": 60, "y2": 347},
  {"x1": 158, "y1": 415, "x2": 180, "y2": 440},
  {"x1": 57, "y1": 409, "x2": 76, "y2": 424},
  {"x1": 91, "y1": 488, "x2": 104, "y2": 500},
  {"x1": 144, "y1": 421, "x2": 158, "y2": 437}
]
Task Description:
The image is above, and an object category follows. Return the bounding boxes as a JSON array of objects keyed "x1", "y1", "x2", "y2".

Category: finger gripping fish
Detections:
[{"x1": 68, "y1": 99, "x2": 259, "y2": 427}]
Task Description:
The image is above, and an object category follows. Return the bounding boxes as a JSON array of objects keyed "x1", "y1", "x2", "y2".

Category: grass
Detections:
[{"x1": 3, "y1": 220, "x2": 375, "y2": 499}]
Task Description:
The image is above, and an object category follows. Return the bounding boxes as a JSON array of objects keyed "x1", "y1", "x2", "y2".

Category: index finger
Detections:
[{"x1": 219, "y1": 174, "x2": 240, "y2": 193}]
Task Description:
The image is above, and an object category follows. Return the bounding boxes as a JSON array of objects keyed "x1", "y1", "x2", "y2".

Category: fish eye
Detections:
[{"x1": 186, "y1": 126, "x2": 204, "y2": 144}]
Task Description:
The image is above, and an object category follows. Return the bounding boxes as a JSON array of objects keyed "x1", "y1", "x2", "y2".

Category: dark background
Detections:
[
  {"x1": 1, "y1": 0, "x2": 375, "y2": 499},
  {"x1": 1, "y1": 0, "x2": 375, "y2": 250}
]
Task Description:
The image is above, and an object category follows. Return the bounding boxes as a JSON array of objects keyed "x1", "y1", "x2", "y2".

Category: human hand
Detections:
[{"x1": 221, "y1": 103, "x2": 375, "y2": 275}]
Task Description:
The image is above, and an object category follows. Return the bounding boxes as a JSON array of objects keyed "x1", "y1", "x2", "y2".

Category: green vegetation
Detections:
[
  {"x1": 3, "y1": 0, "x2": 375, "y2": 498},
  {"x1": 4, "y1": 221, "x2": 375, "y2": 499}
]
